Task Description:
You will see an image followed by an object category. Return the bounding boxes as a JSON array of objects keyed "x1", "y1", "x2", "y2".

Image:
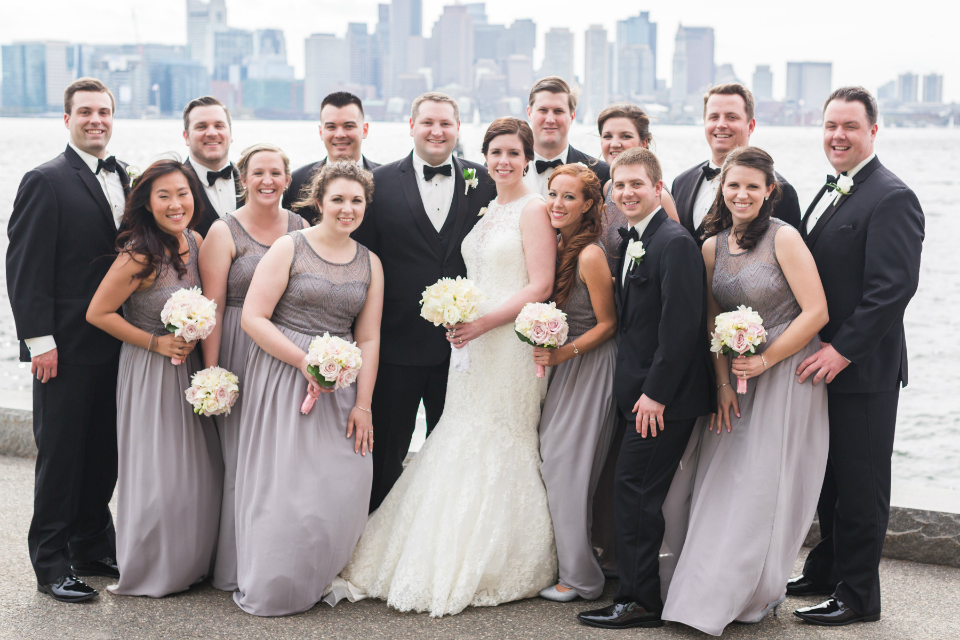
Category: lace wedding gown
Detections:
[{"x1": 328, "y1": 192, "x2": 557, "y2": 616}]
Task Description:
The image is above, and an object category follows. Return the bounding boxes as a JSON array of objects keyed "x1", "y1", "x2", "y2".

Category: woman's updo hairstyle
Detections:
[
  {"x1": 702, "y1": 146, "x2": 782, "y2": 250},
  {"x1": 548, "y1": 163, "x2": 604, "y2": 308},
  {"x1": 481, "y1": 117, "x2": 535, "y2": 163},
  {"x1": 596, "y1": 103, "x2": 653, "y2": 147},
  {"x1": 294, "y1": 160, "x2": 374, "y2": 223}
]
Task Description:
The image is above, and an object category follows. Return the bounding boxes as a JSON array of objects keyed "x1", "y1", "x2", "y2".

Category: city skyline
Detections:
[{"x1": 2, "y1": 0, "x2": 957, "y2": 103}]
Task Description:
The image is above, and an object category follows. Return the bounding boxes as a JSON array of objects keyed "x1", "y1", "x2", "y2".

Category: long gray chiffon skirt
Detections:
[
  {"x1": 211, "y1": 305, "x2": 251, "y2": 591},
  {"x1": 108, "y1": 343, "x2": 224, "y2": 597},
  {"x1": 233, "y1": 326, "x2": 372, "y2": 616},
  {"x1": 538, "y1": 339, "x2": 618, "y2": 600},
  {"x1": 660, "y1": 336, "x2": 829, "y2": 635}
]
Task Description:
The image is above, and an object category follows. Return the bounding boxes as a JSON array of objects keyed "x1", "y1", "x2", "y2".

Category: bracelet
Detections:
[
  {"x1": 761, "y1": 354, "x2": 768, "y2": 369},
  {"x1": 571, "y1": 342, "x2": 579, "y2": 355},
  {"x1": 717, "y1": 382, "x2": 730, "y2": 389},
  {"x1": 147, "y1": 335, "x2": 156, "y2": 353},
  {"x1": 354, "y1": 405, "x2": 372, "y2": 413}
]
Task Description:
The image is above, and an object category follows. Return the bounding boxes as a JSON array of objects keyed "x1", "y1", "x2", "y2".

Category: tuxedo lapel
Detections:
[
  {"x1": 620, "y1": 208, "x2": 667, "y2": 315},
  {"x1": 445, "y1": 157, "x2": 470, "y2": 261},
  {"x1": 615, "y1": 236, "x2": 628, "y2": 311},
  {"x1": 64, "y1": 146, "x2": 115, "y2": 229},
  {"x1": 399, "y1": 153, "x2": 444, "y2": 259},
  {"x1": 678, "y1": 162, "x2": 707, "y2": 233},
  {"x1": 800, "y1": 184, "x2": 830, "y2": 241}
]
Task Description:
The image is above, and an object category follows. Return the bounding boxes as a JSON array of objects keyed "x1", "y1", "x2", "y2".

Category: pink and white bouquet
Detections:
[
  {"x1": 160, "y1": 287, "x2": 217, "y2": 365},
  {"x1": 711, "y1": 305, "x2": 767, "y2": 394},
  {"x1": 184, "y1": 366, "x2": 240, "y2": 416},
  {"x1": 515, "y1": 302, "x2": 569, "y2": 378},
  {"x1": 301, "y1": 333, "x2": 363, "y2": 414},
  {"x1": 420, "y1": 276, "x2": 486, "y2": 372}
]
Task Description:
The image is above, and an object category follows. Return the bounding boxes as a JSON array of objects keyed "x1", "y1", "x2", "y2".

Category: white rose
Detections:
[
  {"x1": 836, "y1": 174, "x2": 854, "y2": 194},
  {"x1": 626, "y1": 239, "x2": 645, "y2": 266}
]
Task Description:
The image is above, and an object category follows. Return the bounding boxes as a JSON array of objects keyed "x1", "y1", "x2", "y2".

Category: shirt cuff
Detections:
[{"x1": 25, "y1": 335, "x2": 57, "y2": 358}]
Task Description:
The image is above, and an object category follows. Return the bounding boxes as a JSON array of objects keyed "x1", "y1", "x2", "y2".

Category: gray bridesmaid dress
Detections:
[
  {"x1": 538, "y1": 247, "x2": 618, "y2": 600},
  {"x1": 108, "y1": 231, "x2": 224, "y2": 597},
  {"x1": 233, "y1": 232, "x2": 373, "y2": 616},
  {"x1": 660, "y1": 219, "x2": 829, "y2": 635},
  {"x1": 211, "y1": 211, "x2": 306, "y2": 592}
]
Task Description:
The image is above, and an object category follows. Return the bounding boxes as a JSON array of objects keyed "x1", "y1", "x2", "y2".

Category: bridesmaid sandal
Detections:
[{"x1": 538, "y1": 585, "x2": 579, "y2": 602}]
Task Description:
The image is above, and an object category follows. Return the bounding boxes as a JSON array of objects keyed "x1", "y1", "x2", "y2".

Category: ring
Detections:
[{"x1": 459, "y1": 337, "x2": 463, "y2": 344}]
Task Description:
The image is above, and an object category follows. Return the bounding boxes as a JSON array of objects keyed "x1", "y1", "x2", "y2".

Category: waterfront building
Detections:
[
  {"x1": 387, "y1": 0, "x2": 422, "y2": 98},
  {"x1": 786, "y1": 61, "x2": 832, "y2": 115},
  {"x1": 432, "y1": 4, "x2": 474, "y2": 89},
  {"x1": 542, "y1": 28, "x2": 574, "y2": 84},
  {"x1": 616, "y1": 12, "x2": 657, "y2": 96},
  {"x1": 582, "y1": 25, "x2": 609, "y2": 117},
  {"x1": 618, "y1": 45, "x2": 655, "y2": 99},
  {"x1": 671, "y1": 25, "x2": 714, "y2": 103},
  {"x1": 186, "y1": 0, "x2": 227, "y2": 74},
  {"x1": 1, "y1": 41, "x2": 77, "y2": 114},
  {"x1": 898, "y1": 73, "x2": 919, "y2": 103},
  {"x1": 504, "y1": 54, "x2": 534, "y2": 100},
  {"x1": 753, "y1": 64, "x2": 774, "y2": 101},
  {"x1": 304, "y1": 33, "x2": 348, "y2": 114},
  {"x1": 923, "y1": 73, "x2": 944, "y2": 103}
]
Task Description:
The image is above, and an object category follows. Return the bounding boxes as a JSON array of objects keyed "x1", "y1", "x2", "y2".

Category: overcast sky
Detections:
[{"x1": 3, "y1": 0, "x2": 957, "y2": 102}]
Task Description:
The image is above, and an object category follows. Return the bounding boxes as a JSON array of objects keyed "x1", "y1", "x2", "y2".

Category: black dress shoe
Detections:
[
  {"x1": 72, "y1": 557, "x2": 120, "y2": 579},
  {"x1": 37, "y1": 574, "x2": 98, "y2": 603},
  {"x1": 794, "y1": 598, "x2": 880, "y2": 626},
  {"x1": 577, "y1": 602, "x2": 664, "y2": 629},
  {"x1": 785, "y1": 574, "x2": 835, "y2": 597}
]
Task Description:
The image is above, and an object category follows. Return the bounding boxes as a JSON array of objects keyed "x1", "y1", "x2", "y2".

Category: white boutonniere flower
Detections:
[
  {"x1": 126, "y1": 165, "x2": 142, "y2": 186},
  {"x1": 828, "y1": 174, "x2": 854, "y2": 204},
  {"x1": 463, "y1": 168, "x2": 478, "y2": 195},
  {"x1": 478, "y1": 207, "x2": 487, "y2": 217},
  {"x1": 626, "y1": 238, "x2": 645, "y2": 268}
]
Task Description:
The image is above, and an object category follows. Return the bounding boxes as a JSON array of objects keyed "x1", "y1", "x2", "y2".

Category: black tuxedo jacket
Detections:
[
  {"x1": 353, "y1": 152, "x2": 496, "y2": 367},
  {"x1": 672, "y1": 161, "x2": 802, "y2": 244},
  {"x1": 567, "y1": 145, "x2": 610, "y2": 184},
  {"x1": 183, "y1": 158, "x2": 244, "y2": 237},
  {"x1": 283, "y1": 155, "x2": 381, "y2": 213},
  {"x1": 613, "y1": 208, "x2": 713, "y2": 421},
  {"x1": 800, "y1": 156, "x2": 924, "y2": 393},
  {"x1": 6, "y1": 145, "x2": 129, "y2": 365}
]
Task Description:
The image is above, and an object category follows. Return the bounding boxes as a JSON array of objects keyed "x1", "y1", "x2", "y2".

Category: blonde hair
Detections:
[
  {"x1": 410, "y1": 92, "x2": 460, "y2": 123},
  {"x1": 294, "y1": 160, "x2": 374, "y2": 222},
  {"x1": 236, "y1": 144, "x2": 291, "y2": 200}
]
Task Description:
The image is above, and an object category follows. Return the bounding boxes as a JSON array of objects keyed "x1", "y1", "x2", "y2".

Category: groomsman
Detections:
[
  {"x1": 524, "y1": 76, "x2": 609, "y2": 197},
  {"x1": 577, "y1": 148, "x2": 711, "y2": 630},
  {"x1": 7, "y1": 78, "x2": 130, "y2": 602},
  {"x1": 354, "y1": 93, "x2": 496, "y2": 511},
  {"x1": 182, "y1": 96, "x2": 244, "y2": 236},
  {"x1": 671, "y1": 83, "x2": 801, "y2": 244},
  {"x1": 790, "y1": 87, "x2": 924, "y2": 627},
  {"x1": 283, "y1": 91, "x2": 380, "y2": 211}
]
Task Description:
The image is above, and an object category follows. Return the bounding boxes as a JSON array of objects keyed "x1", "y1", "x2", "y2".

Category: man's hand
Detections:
[
  {"x1": 633, "y1": 393, "x2": 666, "y2": 438},
  {"x1": 796, "y1": 341, "x2": 850, "y2": 385},
  {"x1": 31, "y1": 348, "x2": 58, "y2": 383}
]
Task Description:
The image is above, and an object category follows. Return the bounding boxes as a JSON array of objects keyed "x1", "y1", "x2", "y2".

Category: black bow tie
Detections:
[
  {"x1": 536, "y1": 158, "x2": 564, "y2": 174},
  {"x1": 422, "y1": 164, "x2": 452, "y2": 181},
  {"x1": 96, "y1": 156, "x2": 117, "y2": 175},
  {"x1": 825, "y1": 172, "x2": 848, "y2": 188},
  {"x1": 207, "y1": 166, "x2": 233, "y2": 187},
  {"x1": 617, "y1": 226, "x2": 640, "y2": 242},
  {"x1": 701, "y1": 165, "x2": 720, "y2": 181}
]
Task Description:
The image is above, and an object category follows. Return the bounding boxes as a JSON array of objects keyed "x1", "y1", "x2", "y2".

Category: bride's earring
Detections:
[{"x1": 523, "y1": 164, "x2": 529, "y2": 177}]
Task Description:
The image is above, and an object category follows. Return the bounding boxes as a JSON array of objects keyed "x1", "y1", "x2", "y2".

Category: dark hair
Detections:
[
  {"x1": 321, "y1": 91, "x2": 365, "y2": 118},
  {"x1": 116, "y1": 159, "x2": 203, "y2": 281},
  {"x1": 548, "y1": 164, "x2": 603, "y2": 308},
  {"x1": 703, "y1": 83, "x2": 755, "y2": 121},
  {"x1": 182, "y1": 96, "x2": 232, "y2": 132},
  {"x1": 823, "y1": 86, "x2": 879, "y2": 126},
  {"x1": 702, "y1": 147, "x2": 782, "y2": 250},
  {"x1": 64, "y1": 77, "x2": 115, "y2": 115},
  {"x1": 610, "y1": 146, "x2": 662, "y2": 185},
  {"x1": 481, "y1": 117, "x2": 535, "y2": 162},
  {"x1": 597, "y1": 103, "x2": 653, "y2": 147},
  {"x1": 294, "y1": 160, "x2": 374, "y2": 223},
  {"x1": 528, "y1": 76, "x2": 578, "y2": 112}
]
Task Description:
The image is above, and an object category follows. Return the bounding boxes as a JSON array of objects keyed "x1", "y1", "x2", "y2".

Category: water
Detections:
[{"x1": 1, "y1": 118, "x2": 957, "y2": 489}]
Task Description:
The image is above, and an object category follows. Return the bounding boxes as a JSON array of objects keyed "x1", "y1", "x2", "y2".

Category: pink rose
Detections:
[
  {"x1": 228, "y1": 390, "x2": 239, "y2": 406},
  {"x1": 175, "y1": 298, "x2": 193, "y2": 311},
  {"x1": 530, "y1": 323, "x2": 549, "y2": 344},
  {"x1": 215, "y1": 385, "x2": 230, "y2": 403},
  {"x1": 337, "y1": 368, "x2": 358, "y2": 388},
  {"x1": 546, "y1": 317, "x2": 564, "y2": 335},
  {"x1": 180, "y1": 322, "x2": 201, "y2": 342},
  {"x1": 731, "y1": 329, "x2": 749, "y2": 354},
  {"x1": 325, "y1": 341, "x2": 343, "y2": 356},
  {"x1": 319, "y1": 359, "x2": 341, "y2": 382},
  {"x1": 747, "y1": 323, "x2": 764, "y2": 339},
  {"x1": 184, "y1": 387, "x2": 200, "y2": 403}
]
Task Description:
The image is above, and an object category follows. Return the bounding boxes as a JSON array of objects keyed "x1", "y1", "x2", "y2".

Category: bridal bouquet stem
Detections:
[
  {"x1": 184, "y1": 366, "x2": 240, "y2": 416},
  {"x1": 515, "y1": 302, "x2": 569, "y2": 378},
  {"x1": 711, "y1": 305, "x2": 767, "y2": 394},
  {"x1": 302, "y1": 333, "x2": 363, "y2": 414},
  {"x1": 420, "y1": 276, "x2": 486, "y2": 372},
  {"x1": 160, "y1": 287, "x2": 217, "y2": 365}
]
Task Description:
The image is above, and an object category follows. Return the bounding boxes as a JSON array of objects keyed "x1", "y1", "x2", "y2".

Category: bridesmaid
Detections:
[
  {"x1": 536, "y1": 164, "x2": 617, "y2": 603},
  {"x1": 233, "y1": 161, "x2": 383, "y2": 616},
  {"x1": 198, "y1": 143, "x2": 308, "y2": 592},
  {"x1": 660, "y1": 147, "x2": 830, "y2": 635},
  {"x1": 87, "y1": 159, "x2": 222, "y2": 597}
]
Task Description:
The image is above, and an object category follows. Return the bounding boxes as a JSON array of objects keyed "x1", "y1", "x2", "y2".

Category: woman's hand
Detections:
[
  {"x1": 154, "y1": 334, "x2": 197, "y2": 360},
  {"x1": 532, "y1": 345, "x2": 569, "y2": 368},
  {"x1": 710, "y1": 384, "x2": 740, "y2": 434},
  {"x1": 731, "y1": 354, "x2": 765, "y2": 381},
  {"x1": 446, "y1": 319, "x2": 487, "y2": 349},
  {"x1": 346, "y1": 407, "x2": 374, "y2": 456},
  {"x1": 299, "y1": 359, "x2": 333, "y2": 398}
]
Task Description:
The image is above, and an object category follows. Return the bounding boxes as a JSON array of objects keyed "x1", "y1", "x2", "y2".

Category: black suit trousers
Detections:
[
  {"x1": 28, "y1": 359, "x2": 119, "y2": 585},
  {"x1": 613, "y1": 415, "x2": 696, "y2": 611},
  {"x1": 368, "y1": 358, "x2": 450, "y2": 512},
  {"x1": 802, "y1": 389, "x2": 899, "y2": 616}
]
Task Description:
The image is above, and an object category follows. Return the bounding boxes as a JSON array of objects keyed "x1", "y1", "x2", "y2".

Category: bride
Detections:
[{"x1": 328, "y1": 117, "x2": 558, "y2": 616}]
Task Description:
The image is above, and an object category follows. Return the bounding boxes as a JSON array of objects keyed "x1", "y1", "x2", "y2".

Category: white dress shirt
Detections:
[
  {"x1": 523, "y1": 145, "x2": 569, "y2": 199},
  {"x1": 190, "y1": 155, "x2": 238, "y2": 218},
  {"x1": 412, "y1": 152, "x2": 455, "y2": 231},
  {"x1": 692, "y1": 160, "x2": 721, "y2": 232},
  {"x1": 805, "y1": 152, "x2": 876, "y2": 235},
  {"x1": 621, "y1": 206, "x2": 661, "y2": 286},
  {"x1": 26, "y1": 144, "x2": 126, "y2": 358}
]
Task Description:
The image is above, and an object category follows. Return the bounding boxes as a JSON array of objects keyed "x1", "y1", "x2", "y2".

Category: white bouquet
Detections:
[
  {"x1": 420, "y1": 276, "x2": 486, "y2": 372},
  {"x1": 302, "y1": 333, "x2": 363, "y2": 414},
  {"x1": 710, "y1": 305, "x2": 767, "y2": 393},
  {"x1": 515, "y1": 302, "x2": 569, "y2": 378},
  {"x1": 184, "y1": 366, "x2": 240, "y2": 416},
  {"x1": 160, "y1": 287, "x2": 217, "y2": 365}
]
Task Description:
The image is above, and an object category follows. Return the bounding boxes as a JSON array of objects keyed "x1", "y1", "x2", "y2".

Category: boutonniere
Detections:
[
  {"x1": 827, "y1": 174, "x2": 854, "y2": 205},
  {"x1": 463, "y1": 168, "x2": 478, "y2": 195},
  {"x1": 126, "y1": 165, "x2": 142, "y2": 187},
  {"x1": 626, "y1": 238, "x2": 645, "y2": 268},
  {"x1": 478, "y1": 207, "x2": 487, "y2": 217}
]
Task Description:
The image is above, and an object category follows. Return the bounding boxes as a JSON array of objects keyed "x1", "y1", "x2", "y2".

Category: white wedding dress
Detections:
[{"x1": 327, "y1": 192, "x2": 557, "y2": 616}]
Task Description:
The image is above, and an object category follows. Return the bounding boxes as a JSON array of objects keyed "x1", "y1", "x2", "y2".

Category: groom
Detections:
[
  {"x1": 354, "y1": 92, "x2": 496, "y2": 512},
  {"x1": 578, "y1": 148, "x2": 712, "y2": 629}
]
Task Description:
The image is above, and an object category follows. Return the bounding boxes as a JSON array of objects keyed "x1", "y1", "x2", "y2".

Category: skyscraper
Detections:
[
  {"x1": 542, "y1": 28, "x2": 574, "y2": 84},
  {"x1": 897, "y1": 72, "x2": 919, "y2": 103},
  {"x1": 618, "y1": 44, "x2": 655, "y2": 98},
  {"x1": 347, "y1": 23, "x2": 375, "y2": 88},
  {"x1": 246, "y1": 29, "x2": 294, "y2": 80},
  {"x1": 504, "y1": 54, "x2": 534, "y2": 100},
  {"x1": 213, "y1": 28, "x2": 253, "y2": 83},
  {"x1": 786, "y1": 62, "x2": 832, "y2": 114},
  {"x1": 582, "y1": 25, "x2": 609, "y2": 117},
  {"x1": 304, "y1": 33, "x2": 348, "y2": 114},
  {"x1": 387, "y1": 0, "x2": 423, "y2": 98},
  {"x1": 753, "y1": 65, "x2": 773, "y2": 101},
  {"x1": 923, "y1": 73, "x2": 944, "y2": 103},
  {"x1": 2, "y1": 43, "x2": 50, "y2": 114},
  {"x1": 616, "y1": 12, "x2": 657, "y2": 95},
  {"x1": 186, "y1": 0, "x2": 227, "y2": 74},
  {"x1": 507, "y1": 19, "x2": 536, "y2": 60},
  {"x1": 432, "y1": 4, "x2": 474, "y2": 89},
  {"x1": 671, "y1": 25, "x2": 714, "y2": 103},
  {"x1": 374, "y1": 4, "x2": 390, "y2": 97}
]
